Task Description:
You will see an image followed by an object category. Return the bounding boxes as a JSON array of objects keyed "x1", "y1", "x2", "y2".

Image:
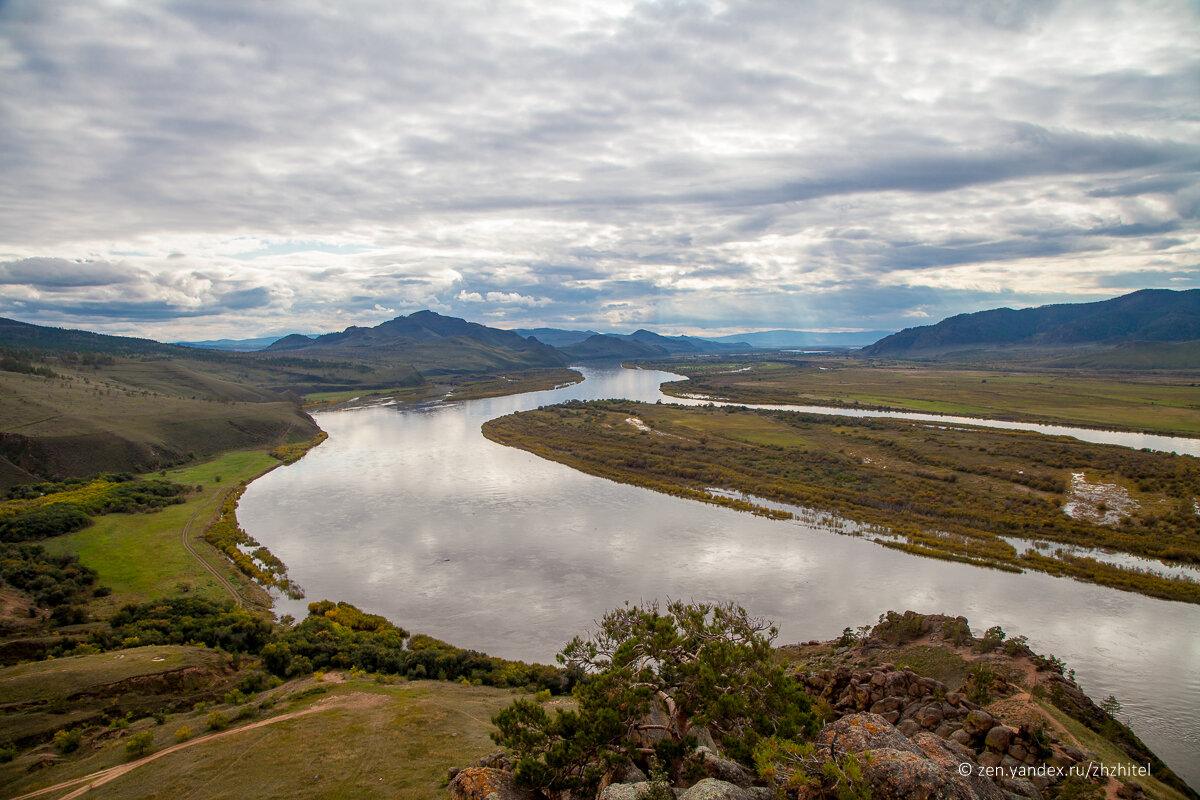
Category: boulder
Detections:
[
  {"x1": 447, "y1": 767, "x2": 535, "y2": 800},
  {"x1": 814, "y1": 713, "x2": 924, "y2": 758},
  {"x1": 861, "y1": 748, "x2": 977, "y2": 800},
  {"x1": 914, "y1": 705, "x2": 944, "y2": 729},
  {"x1": 909, "y1": 732, "x2": 1005, "y2": 800},
  {"x1": 600, "y1": 782, "x2": 677, "y2": 800},
  {"x1": 694, "y1": 746, "x2": 754, "y2": 788},
  {"x1": 984, "y1": 725, "x2": 1014, "y2": 753},
  {"x1": 678, "y1": 778, "x2": 758, "y2": 800},
  {"x1": 962, "y1": 709, "x2": 995, "y2": 738}
]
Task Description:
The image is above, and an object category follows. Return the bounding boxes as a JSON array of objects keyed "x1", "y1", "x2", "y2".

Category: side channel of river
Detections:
[{"x1": 238, "y1": 365, "x2": 1200, "y2": 788}]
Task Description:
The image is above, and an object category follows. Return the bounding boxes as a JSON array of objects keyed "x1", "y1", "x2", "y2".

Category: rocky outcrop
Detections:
[
  {"x1": 813, "y1": 713, "x2": 1015, "y2": 800},
  {"x1": 447, "y1": 766, "x2": 536, "y2": 800},
  {"x1": 797, "y1": 661, "x2": 1082, "y2": 789}
]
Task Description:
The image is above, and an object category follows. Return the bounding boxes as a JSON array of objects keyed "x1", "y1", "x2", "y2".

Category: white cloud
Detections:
[{"x1": 0, "y1": 0, "x2": 1197, "y2": 338}]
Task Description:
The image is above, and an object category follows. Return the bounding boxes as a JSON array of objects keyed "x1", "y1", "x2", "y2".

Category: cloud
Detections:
[
  {"x1": 0, "y1": 0, "x2": 1197, "y2": 338},
  {"x1": 0, "y1": 258, "x2": 137, "y2": 288}
]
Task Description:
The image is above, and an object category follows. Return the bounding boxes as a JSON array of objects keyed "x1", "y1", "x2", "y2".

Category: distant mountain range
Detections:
[
  {"x1": 176, "y1": 335, "x2": 314, "y2": 352},
  {"x1": 706, "y1": 330, "x2": 893, "y2": 348},
  {"x1": 863, "y1": 289, "x2": 1200, "y2": 358},
  {"x1": 181, "y1": 325, "x2": 887, "y2": 354}
]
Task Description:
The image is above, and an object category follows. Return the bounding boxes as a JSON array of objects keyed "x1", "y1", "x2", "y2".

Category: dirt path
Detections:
[
  {"x1": 9, "y1": 693, "x2": 383, "y2": 800},
  {"x1": 179, "y1": 487, "x2": 242, "y2": 607}
]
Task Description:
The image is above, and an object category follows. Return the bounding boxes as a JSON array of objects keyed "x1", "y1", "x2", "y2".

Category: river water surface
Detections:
[{"x1": 239, "y1": 366, "x2": 1200, "y2": 788}]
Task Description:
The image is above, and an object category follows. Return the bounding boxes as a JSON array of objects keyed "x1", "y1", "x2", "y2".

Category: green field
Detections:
[
  {"x1": 0, "y1": 672, "x2": 531, "y2": 800},
  {"x1": 40, "y1": 450, "x2": 280, "y2": 616},
  {"x1": 0, "y1": 645, "x2": 224, "y2": 707},
  {"x1": 484, "y1": 400, "x2": 1200, "y2": 603},
  {"x1": 648, "y1": 359, "x2": 1200, "y2": 437}
]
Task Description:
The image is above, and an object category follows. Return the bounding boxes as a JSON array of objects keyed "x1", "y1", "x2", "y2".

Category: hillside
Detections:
[
  {"x1": 266, "y1": 310, "x2": 567, "y2": 375},
  {"x1": 0, "y1": 367, "x2": 319, "y2": 486},
  {"x1": 863, "y1": 289, "x2": 1200, "y2": 358},
  {"x1": 0, "y1": 311, "x2": 586, "y2": 481}
]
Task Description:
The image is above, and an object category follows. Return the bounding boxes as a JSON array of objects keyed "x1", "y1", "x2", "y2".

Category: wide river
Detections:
[{"x1": 240, "y1": 365, "x2": 1200, "y2": 788}]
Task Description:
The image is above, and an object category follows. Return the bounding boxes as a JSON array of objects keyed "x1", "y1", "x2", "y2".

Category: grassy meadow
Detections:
[
  {"x1": 0, "y1": 658, "x2": 537, "y2": 800},
  {"x1": 39, "y1": 450, "x2": 280, "y2": 617},
  {"x1": 649, "y1": 358, "x2": 1200, "y2": 437}
]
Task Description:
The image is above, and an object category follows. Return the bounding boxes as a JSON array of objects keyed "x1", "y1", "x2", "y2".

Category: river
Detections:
[{"x1": 238, "y1": 365, "x2": 1200, "y2": 787}]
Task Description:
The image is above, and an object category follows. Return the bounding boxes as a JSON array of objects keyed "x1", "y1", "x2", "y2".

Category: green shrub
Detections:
[
  {"x1": 125, "y1": 730, "x2": 154, "y2": 758},
  {"x1": 174, "y1": 725, "x2": 192, "y2": 742},
  {"x1": 206, "y1": 710, "x2": 228, "y2": 731},
  {"x1": 53, "y1": 728, "x2": 82, "y2": 754},
  {"x1": 978, "y1": 625, "x2": 1005, "y2": 653}
]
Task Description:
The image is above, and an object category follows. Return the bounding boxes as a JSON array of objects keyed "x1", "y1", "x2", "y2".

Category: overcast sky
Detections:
[{"x1": 1, "y1": 0, "x2": 1197, "y2": 340}]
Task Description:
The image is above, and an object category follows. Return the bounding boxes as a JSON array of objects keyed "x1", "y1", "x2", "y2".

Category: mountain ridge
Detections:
[{"x1": 863, "y1": 288, "x2": 1200, "y2": 357}]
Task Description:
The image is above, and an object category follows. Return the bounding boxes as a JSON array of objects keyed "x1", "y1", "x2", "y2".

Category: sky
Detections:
[{"x1": 1, "y1": 0, "x2": 1198, "y2": 341}]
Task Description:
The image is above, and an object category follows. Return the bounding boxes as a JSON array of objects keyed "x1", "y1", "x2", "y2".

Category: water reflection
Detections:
[{"x1": 239, "y1": 365, "x2": 1200, "y2": 788}]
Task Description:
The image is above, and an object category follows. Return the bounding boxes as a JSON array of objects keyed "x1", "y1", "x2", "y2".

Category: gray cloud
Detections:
[
  {"x1": 0, "y1": 0, "x2": 1197, "y2": 338},
  {"x1": 0, "y1": 258, "x2": 136, "y2": 288}
]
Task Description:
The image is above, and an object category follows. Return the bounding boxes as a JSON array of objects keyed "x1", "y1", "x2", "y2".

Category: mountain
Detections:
[
  {"x1": 175, "y1": 335, "x2": 314, "y2": 352},
  {"x1": 265, "y1": 310, "x2": 567, "y2": 375},
  {"x1": 516, "y1": 326, "x2": 752, "y2": 353},
  {"x1": 623, "y1": 329, "x2": 751, "y2": 354},
  {"x1": 0, "y1": 316, "x2": 187, "y2": 357},
  {"x1": 708, "y1": 329, "x2": 894, "y2": 348},
  {"x1": 264, "y1": 333, "x2": 317, "y2": 351},
  {"x1": 863, "y1": 289, "x2": 1200, "y2": 358},
  {"x1": 558, "y1": 334, "x2": 668, "y2": 360},
  {"x1": 511, "y1": 327, "x2": 601, "y2": 347}
]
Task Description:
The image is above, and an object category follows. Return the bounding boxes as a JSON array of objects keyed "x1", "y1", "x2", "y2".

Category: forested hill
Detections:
[{"x1": 862, "y1": 288, "x2": 1200, "y2": 358}]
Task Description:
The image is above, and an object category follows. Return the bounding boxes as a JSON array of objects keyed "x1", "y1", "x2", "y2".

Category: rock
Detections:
[
  {"x1": 474, "y1": 751, "x2": 513, "y2": 771},
  {"x1": 678, "y1": 778, "x2": 755, "y2": 800},
  {"x1": 447, "y1": 767, "x2": 535, "y2": 800},
  {"x1": 914, "y1": 705, "x2": 944, "y2": 729},
  {"x1": 962, "y1": 709, "x2": 995, "y2": 738},
  {"x1": 814, "y1": 713, "x2": 924, "y2": 758},
  {"x1": 694, "y1": 727, "x2": 719, "y2": 752},
  {"x1": 870, "y1": 696, "x2": 905, "y2": 715},
  {"x1": 1060, "y1": 745, "x2": 1086, "y2": 763},
  {"x1": 950, "y1": 729, "x2": 973, "y2": 747},
  {"x1": 1000, "y1": 755, "x2": 1024, "y2": 773},
  {"x1": 909, "y1": 732, "x2": 1005, "y2": 800},
  {"x1": 882, "y1": 711, "x2": 900, "y2": 724},
  {"x1": 897, "y1": 719, "x2": 922, "y2": 738},
  {"x1": 1008, "y1": 743, "x2": 1028, "y2": 762},
  {"x1": 977, "y1": 751, "x2": 1002, "y2": 769},
  {"x1": 861, "y1": 748, "x2": 977, "y2": 800},
  {"x1": 996, "y1": 775, "x2": 1040, "y2": 800},
  {"x1": 600, "y1": 782, "x2": 678, "y2": 800},
  {"x1": 984, "y1": 725, "x2": 1014, "y2": 753},
  {"x1": 694, "y1": 747, "x2": 754, "y2": 788},
  {"x1": 1116, "y1": 781, "x2": 1146, "y2": 799}
]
